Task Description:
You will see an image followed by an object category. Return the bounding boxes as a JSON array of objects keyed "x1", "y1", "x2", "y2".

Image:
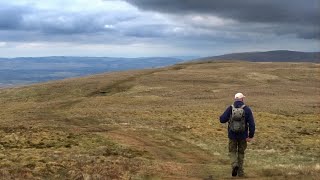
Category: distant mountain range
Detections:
[
  {"x1": 1, "y1": 51, "x2": 319, "y2": 87},
  {"x1": 198, "y1": 50, "x2": 320, "y2": 62},
  {"x1": 0, "y1": 57, "x2": 187, "y2": 87}
]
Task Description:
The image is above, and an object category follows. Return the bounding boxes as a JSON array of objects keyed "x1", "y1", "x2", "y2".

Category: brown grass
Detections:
[{"x1": 0, "y1": 61, "x2": 319, "y2": 179}]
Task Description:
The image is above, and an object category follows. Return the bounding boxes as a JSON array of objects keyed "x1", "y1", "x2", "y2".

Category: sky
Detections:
[{"x1": 0, "y1": 0, "x2": 319, "y2": 57}]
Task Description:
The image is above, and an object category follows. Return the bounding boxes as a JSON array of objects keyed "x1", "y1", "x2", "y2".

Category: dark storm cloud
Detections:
[
  {"x1": 125, "y1": 0, "x2": 319, "y2": 24},
  {"x1": 125, "y1": 0, "x2": 320, "y2": 39}
]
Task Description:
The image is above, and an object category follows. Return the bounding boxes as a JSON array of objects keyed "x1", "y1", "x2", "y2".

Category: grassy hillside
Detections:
[
  {"x1": 198, "y1": 50, "x2": 320, "y2": 62},
  {"x1": 0, "y1": 61, "x2": 319, "y2": 179}
]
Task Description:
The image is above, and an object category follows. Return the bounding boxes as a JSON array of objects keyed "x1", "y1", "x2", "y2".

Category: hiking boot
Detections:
[
  {"x1": 238, "y1": 167, "x2": 244, "y2": 177},
  {"x1": 232, "y1": 166, "x2": 239, "y2": 177},
  {"x1": 238, "y1": 171, "x2": 245, "y2": 177}
]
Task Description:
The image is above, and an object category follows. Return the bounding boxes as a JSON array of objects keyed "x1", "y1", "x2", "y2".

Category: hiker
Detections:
[{"x1": 219, "y1": 93, "x2": 255, "y2": 177}]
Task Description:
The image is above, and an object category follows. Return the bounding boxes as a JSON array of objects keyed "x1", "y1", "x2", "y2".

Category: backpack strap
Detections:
[
  {"x1": 231, "y1": 104, "x2": 245, "y2": 109},
  {"x1": 228, "y1": 105, "x2": 235, "y2": 124}
]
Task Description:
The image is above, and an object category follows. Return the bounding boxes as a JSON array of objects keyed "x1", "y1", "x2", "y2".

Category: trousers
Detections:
[{"x1": 229, "y1": 138, "x2": 247, "y2": 174}]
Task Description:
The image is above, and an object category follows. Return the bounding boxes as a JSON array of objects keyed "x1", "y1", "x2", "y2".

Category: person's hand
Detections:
[{"x1": 246, "y1": 138, "x2": 254, "y2": 142}]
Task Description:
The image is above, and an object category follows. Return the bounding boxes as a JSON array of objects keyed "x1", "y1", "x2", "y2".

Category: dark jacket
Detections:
[{"x1": 219, "y1": 101, "x2": 255, "y2": 139}]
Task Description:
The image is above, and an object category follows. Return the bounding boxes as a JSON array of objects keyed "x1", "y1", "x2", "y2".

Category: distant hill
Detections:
[
  {"x1": 0, "y1": 56, "x2": 186, "y2": 87},
  {"x1": 197, "y1": 50, "x2": 320, "y2": 62}
]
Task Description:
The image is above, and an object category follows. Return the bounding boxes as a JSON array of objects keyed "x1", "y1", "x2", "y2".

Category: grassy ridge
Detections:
[{"x1": 0, "y1": 61, "x2": 319, "y2": 179}]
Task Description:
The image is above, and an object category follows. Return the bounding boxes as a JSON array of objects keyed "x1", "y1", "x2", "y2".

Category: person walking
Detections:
[{"x1": 219, "y1": 93, "x2": 255, "y2": 177}]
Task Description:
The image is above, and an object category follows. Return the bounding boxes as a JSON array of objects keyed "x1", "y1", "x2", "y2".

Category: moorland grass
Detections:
[{"x1": 0, "y1": 61, "x2": 319, "y2": 179}]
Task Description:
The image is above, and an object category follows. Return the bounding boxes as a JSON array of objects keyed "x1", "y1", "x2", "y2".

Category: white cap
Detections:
[{"x1": 235, "y1": 93, "x2": 245, "y2": 99}]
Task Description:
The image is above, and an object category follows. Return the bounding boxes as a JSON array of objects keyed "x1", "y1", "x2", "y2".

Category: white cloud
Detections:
[
  {"x1": 189, "y1": 15, "x2": 235, "y2": 27},
  {"x1": 8, "y1": 0, "x2": 136, "y2": 12},
  {"x1": 0, "y1": 42, "x2": 7, "y2": 47},
  {"x1": 104, "y1": 24, "x2": 115, "y2": 29}
]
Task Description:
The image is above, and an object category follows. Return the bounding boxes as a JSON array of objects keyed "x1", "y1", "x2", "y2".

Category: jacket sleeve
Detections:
[
  {"x1": 245, "y1": 107, "x2": 255, "y2": 138},
  {"x1": 219, "y1": 106, "x2": 232, "y2": 123}
]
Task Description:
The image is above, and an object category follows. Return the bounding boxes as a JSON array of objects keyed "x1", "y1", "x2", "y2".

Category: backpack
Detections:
[{"x1": 229, "y1": 104, "x2": 246, "y2": 133}]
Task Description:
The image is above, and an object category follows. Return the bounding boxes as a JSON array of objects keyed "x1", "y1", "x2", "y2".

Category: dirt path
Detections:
[{"x1": 104, "y1": 129, "x2": 229, "y2": 179}]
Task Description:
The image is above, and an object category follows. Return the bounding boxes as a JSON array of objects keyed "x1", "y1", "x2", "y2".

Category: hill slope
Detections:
[
  {"x1": 0, "y1": 61, "x2": 319, "y2": 179},
  {"x1": 198, "y1": 50, "x2": 320, "y2": 62}
]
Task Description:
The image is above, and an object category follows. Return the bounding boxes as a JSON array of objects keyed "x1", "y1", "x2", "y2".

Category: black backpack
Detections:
[{"x1": 229, "y1": 104, "x2": 246, "y2": 133}]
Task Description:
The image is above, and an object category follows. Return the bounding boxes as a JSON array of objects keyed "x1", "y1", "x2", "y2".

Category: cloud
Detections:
[
  {"x1": 0, "y1": 0, "x2": 319, "y2": 57},
  {"x1": 3, "y1": 4, "x2": 180, "y2": 43},
  {"x1": 0, "y1": 1, "x2": 140, "y2": 36},
  {"x1": 0, "y1": 4, "x2": 30, "y2": 30},
  {"x1": 0, "y1": 0, "x2": 177, "y2": 44},
  {"x1": 124, "y1": 0, "x2": 320, "y2": 39},
  {"x1": 125, "y1": 0, "x2": 319, "y2": 24},
  {"x1": 1, "y1": 0, "x2": 318, "y2": 42},
  {"x1": 0, "y1": 42, "x2": 8, "y2": 48}
]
